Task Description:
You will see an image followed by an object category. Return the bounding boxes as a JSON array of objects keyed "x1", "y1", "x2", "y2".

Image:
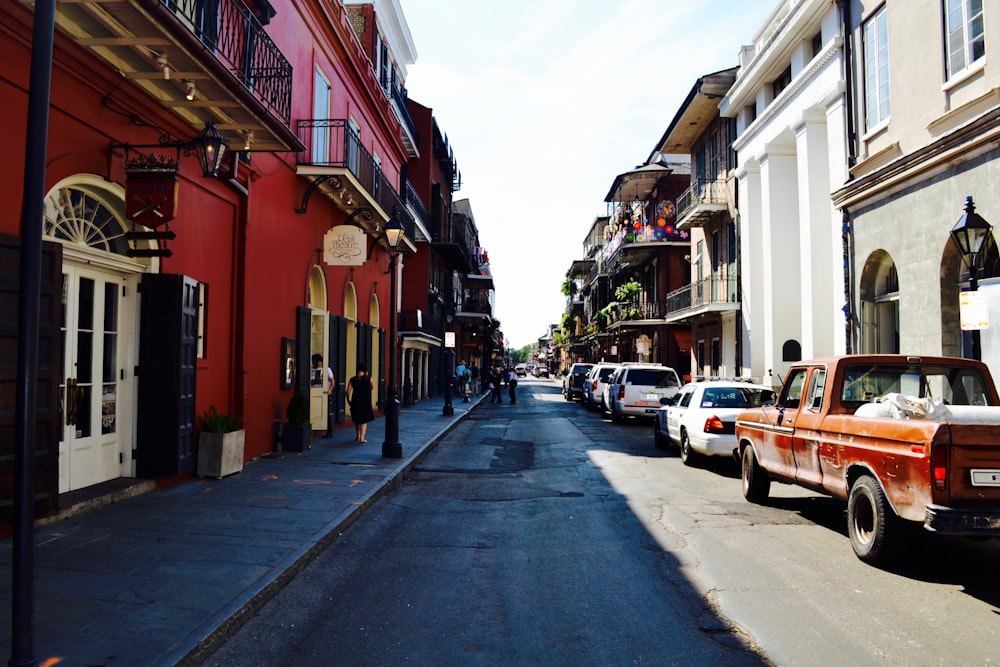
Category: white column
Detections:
[
  {"x1": 795, "y1": 107, "x2": 833, "y2": 359},
  {"x1": 737, "y1": 159, "x2": 764, "y2": 380},
  {"x1": 760, "y1": 143, "x2": 802, "y2": 378}
]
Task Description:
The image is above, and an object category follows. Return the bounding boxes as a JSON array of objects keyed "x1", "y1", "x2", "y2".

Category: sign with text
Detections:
[
  {"x1": 323, "y1": 225, "x2": 366, "y2": 266},
  {"x1": 445, "y1": 331, "x2": 455, "y2": 348},
  {"x1": 960, "y1": 290, "x2": 989, "y2": 331}
]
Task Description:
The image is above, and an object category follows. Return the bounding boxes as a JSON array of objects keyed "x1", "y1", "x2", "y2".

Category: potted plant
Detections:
[
  {"x1": 281, "y1": 389, "x2": 312, "y2": 452},
  {"x1": 197, "y1": 405, "x2": 245, "y2": 478}
]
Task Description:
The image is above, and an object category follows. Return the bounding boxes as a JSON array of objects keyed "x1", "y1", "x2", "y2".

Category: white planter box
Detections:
[{"x1": 197, "y1": 430, "x2": 245, "y2": 478}]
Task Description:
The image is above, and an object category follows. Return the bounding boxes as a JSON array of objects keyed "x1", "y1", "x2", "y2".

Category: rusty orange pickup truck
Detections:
[{"x1": 735, "y1": 355, "x2": 1000, "y2": 565}]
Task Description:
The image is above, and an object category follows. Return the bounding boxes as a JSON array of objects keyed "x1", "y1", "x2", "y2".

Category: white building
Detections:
[{"x1": 720, "y1": 0, "x2": 849, "y2": 382}]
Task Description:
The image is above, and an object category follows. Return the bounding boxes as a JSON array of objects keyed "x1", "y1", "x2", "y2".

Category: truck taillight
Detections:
[
  {"x1": 704, "y1": 416, "x2": 725, "y2": 433},
  {"x1": 931, "y1": 446, "x2": 948, "y2": 492},
  {"x1": 618, "y1": 385, "x2": 625, "y2": 400}
]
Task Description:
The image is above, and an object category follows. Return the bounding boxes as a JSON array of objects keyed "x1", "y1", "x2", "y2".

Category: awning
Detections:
[
  {"x1": 604, "y1": 163, "x2": 671, "y2": 203},
  {"x1": 465, "y1": 274, "x2": 494, "y2": 290},
  {"x1": 671, "y1": 328, "x2": 692, "y2": 352}
]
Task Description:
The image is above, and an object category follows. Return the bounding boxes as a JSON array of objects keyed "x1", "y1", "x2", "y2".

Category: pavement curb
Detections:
[{"x1": 173, "y1": 399, "x2": 480, "y2": 666}]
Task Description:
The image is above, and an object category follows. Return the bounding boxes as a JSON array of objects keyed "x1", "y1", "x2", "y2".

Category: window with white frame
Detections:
[
  {"x1": 945, "y1": 0, "x2": 985, "y2": 77},
  {"x1": 863, "y1": 6, "x2": 890, "y2": 131}
]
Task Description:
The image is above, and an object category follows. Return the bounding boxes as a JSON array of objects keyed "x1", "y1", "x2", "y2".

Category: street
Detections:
[{"x1": 205, "y1": 377, "x2": 1000, "y2": 666}]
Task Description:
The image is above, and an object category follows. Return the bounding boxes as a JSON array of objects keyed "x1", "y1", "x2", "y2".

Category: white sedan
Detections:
[{"x1": 654, "y1": 381, "x2": 775, "y2": 465}]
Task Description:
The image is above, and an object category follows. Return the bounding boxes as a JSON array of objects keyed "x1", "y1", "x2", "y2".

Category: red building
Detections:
[{"x1": 1, "y1": 0, "x2": 426, "y2": 522}]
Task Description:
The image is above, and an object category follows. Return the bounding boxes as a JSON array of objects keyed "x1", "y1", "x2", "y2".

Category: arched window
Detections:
[{"x1": 860, "y1": 252, "x2": 899, "y2": 353}]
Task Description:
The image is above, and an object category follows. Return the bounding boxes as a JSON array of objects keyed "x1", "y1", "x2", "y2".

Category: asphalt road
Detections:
[{"x1": 205, "y1": 377, "x2": 1000, "y2": 666}]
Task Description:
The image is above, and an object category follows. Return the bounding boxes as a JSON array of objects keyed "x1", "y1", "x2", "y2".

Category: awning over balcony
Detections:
[
  {"x1": 567, "y1": 258, "x2": 594, "y2": 278},
  {"x1": 464, "y1": 274, "x2": 494, "y2": 290},
  {"x1": 604, "y1": 162, "x2": 672, "y2": 203},
  {"x1": 39, "y1": 0, "x2": 301, "y2": 153}
]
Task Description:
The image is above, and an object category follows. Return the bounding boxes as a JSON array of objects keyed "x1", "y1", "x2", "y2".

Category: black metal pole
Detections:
[
  {"x1": 442, "y1": 348, "x2": 454, "y2": 416},
  {"x1": 12, "y1": 3, "x2": 55, "y2": 667},
  {"x1": 971, "y1": 269, "x2": 982, "y2": 361},
  {"x1": 382, "y1": 252, "x2": 402, "y2": 458}
]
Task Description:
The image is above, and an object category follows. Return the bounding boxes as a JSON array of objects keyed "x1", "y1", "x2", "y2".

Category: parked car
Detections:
[
  {"x1": 514, "y1": 363, "x2": 527, "y2": 377},
  {"x1": 606, "y1": 364, "x2": 681, "y2": 422},
  {"x1": 563, "y1": 363, "x2": 594, "y2": 401},
  {"x1": 583, "y1": 363, "x2": 621, "y2": 411},
  {"x1": 654, "y1": 380, "x2": 774, "y2": 464}
]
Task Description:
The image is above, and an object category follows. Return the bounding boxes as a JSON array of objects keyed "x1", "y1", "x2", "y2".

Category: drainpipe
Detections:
[{"x1": 839, "y1": 0, "x2": 857, "y2": 353}]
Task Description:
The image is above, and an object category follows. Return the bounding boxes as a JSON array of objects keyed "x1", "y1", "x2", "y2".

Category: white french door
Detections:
[{"x1": 60, "y1": 264, "x2": 133, "y2": 492}]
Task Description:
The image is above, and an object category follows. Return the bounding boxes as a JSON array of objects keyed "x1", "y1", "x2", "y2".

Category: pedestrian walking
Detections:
[
  {"x1": 456, "y1": 359, "x2": 471, "y2": 402},
  {"x1": 491, "y1": 367, "x2": 504, "y2": 404},
  {"x1": 507, "y1": 367, "x2": 518, "y2": 404},
  {"x1": 346, "y1": 364, "x2": 375, "y2": 443},
  {"x1": 312, "y1": 354, "x2": 335, "y2": 437},
  {"x1": 470, "y1": 363, "x2": 480, "y2": 396}
]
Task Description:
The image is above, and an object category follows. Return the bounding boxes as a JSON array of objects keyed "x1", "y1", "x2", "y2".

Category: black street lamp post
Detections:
[
  {"x1": 950, "y1": 196, "x2": 993, "y2": 361},
  {"x1": 382, "y1": 217, "x2": 406, "y2": 459}
]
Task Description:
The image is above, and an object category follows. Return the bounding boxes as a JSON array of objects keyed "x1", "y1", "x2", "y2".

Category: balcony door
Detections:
[{"x1": 313, "y1": 67, "x2": 331, "y2": 163}]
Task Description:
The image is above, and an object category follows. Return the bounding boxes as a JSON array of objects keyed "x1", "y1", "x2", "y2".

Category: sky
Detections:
[{"x1": 402, "y1": 0, "x2": 776, "y2": 349}]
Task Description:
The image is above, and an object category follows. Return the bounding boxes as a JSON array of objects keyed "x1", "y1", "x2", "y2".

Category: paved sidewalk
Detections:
[{"x1": 0, "y1": 395, "x2": 482, "y2": 667}]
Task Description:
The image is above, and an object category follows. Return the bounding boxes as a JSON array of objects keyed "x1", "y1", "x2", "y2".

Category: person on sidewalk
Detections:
[
  {"x1": 491, "y1": 367, "x2": 504, "y2": 404},
  {"x1": 470, "y1": 363, "x2": 480, "y2": 396},
  {"x1": 347, "y1": 364, "x2": 375, "y2": 443},
  {"x1": 507, "y1": 366, "x2": 518, "y2": 404},
  {"x1": 456, "y1": 359, "x2": 471, "y2": 402},
  {"x1": 312, "y1": 354, "x2": 335, "y2": 437}
]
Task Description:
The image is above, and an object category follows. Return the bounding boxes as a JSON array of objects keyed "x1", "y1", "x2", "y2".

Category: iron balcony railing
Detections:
[
  {"x1": 390, "y1": 84, "x2": 420, "y2": 147},
  {"x1": 398, "y1": 309, "x2": 442, "y2": 337},
  {"x1": 296, "y1": 119, "x2": 416, "y2": 239},
  {"x1": 664, "y1": 276, "x2": 739, "y2": 315},
  {"x1": 403, "y1": 179, "x2": 429, "y2": 230},
  {"x1": 676, "y1": 178, "x2": 728, "y2": 221},
  {"x1": 162, "y1": 0, "x2": 293, "y2": 124}
]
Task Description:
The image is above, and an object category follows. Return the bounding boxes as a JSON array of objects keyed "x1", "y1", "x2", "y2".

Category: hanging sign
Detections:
[
  {"x1": 960, "y1": 290, "x2": 990, "y2": 330},
  {"x1": 124, "y1": 154, "x2": 179, "y2": 228},
  {"x1": 324, "y1": 225, "x2": 366, "y2": 266},
  {"x1": 445, "y1": 331, "x2": 455, "y2": 348}
]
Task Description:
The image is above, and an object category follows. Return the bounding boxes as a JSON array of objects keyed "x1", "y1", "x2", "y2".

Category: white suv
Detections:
[
  {"x1": 584, "y1": 363, "x2": 621, "y2": 412},
  {"x1": 606, "y1": 364, "x2": 682, "y2": 422}
]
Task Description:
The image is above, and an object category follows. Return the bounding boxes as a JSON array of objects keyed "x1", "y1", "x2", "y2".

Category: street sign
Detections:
[{"x1": 960, "y1": 290, "x2": 989, "y2": 330}]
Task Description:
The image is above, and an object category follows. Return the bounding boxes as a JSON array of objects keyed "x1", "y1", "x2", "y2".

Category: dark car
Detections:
[{"x1": 563, "y1": 363, "x2": 594, "y2": 401}]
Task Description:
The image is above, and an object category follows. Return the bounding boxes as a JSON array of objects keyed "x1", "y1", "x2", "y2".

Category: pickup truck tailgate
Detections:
[{"x1": 947, "y1": 425, "x2": 1000, "y2": 502}]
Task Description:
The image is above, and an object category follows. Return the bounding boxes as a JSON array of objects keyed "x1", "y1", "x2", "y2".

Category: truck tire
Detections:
[
  {"x1": 741, "y1": 445, "x2": 770, "y2": 503},
  {"x1": 847, "y1": 475, "x2": 903, "y2": 565}
]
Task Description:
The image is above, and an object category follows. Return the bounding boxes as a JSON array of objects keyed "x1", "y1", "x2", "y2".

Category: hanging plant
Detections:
[{"x1": 615, "y1": 280, "x2": 641, "y2": 302}]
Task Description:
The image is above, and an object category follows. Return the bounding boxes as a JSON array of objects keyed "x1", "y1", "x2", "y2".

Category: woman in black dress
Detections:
[{"x1": 346, "y1": 364, "x2": 375, "y2": 443}]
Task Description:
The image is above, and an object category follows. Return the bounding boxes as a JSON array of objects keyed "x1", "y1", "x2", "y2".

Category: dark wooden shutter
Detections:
[
  {"x1": 295, "y1": 306, "x2": 311, "y2": 398},
  {"x1": 135, "y1": 274, "x2": 198, "y2": 478},
  {"x1": 0, "y1": 234, "x2": 62, "y2": 524},
  {"x1": 329, "y1": 314, "x2": 347, "y2": 423},
  {"x1": 378, "y1": 327, "x2": 386, "y2": 407}
]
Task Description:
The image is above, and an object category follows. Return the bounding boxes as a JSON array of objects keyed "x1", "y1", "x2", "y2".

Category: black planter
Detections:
[{"x1": 280, "y1": 424, "x2": 312, "y2": 452}]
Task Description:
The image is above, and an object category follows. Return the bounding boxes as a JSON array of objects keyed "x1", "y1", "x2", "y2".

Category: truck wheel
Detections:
[
  {"x1": 680, "y1": 430, "x2": 698, "y2": 466},
  {"x1": 741, "y1": 445, "x2": 770, "y2": 503},
  {"x1": 847, "y1": 476, "x2": 903, "y2": 565}
]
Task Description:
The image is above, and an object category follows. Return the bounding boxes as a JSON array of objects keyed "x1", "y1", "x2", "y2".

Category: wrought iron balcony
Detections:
[
  {"x1": 390, "y1": 84, "x2": 420, "y2": 157},
  {"x1": 664, "y1": 276, "x2": 740, "y2": 322},
  {"x1": 676, "y1": 178, "x2": 730, "y2": 228},
  {"x1": 398, "y1": 309, "x2": 442, "y2": 339},
  {"x1": 432, "y1": 215, "x2": 474, "y2": 273},
  {"x1": 296, "y1": 119, "x2": 415, "y2": 248},
  {"x1": 403, "y1": 179, "x2": 429, "y2": 240},
  {"x1": 36, "y1": 0, "x2": 298, "y2": 151}
]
